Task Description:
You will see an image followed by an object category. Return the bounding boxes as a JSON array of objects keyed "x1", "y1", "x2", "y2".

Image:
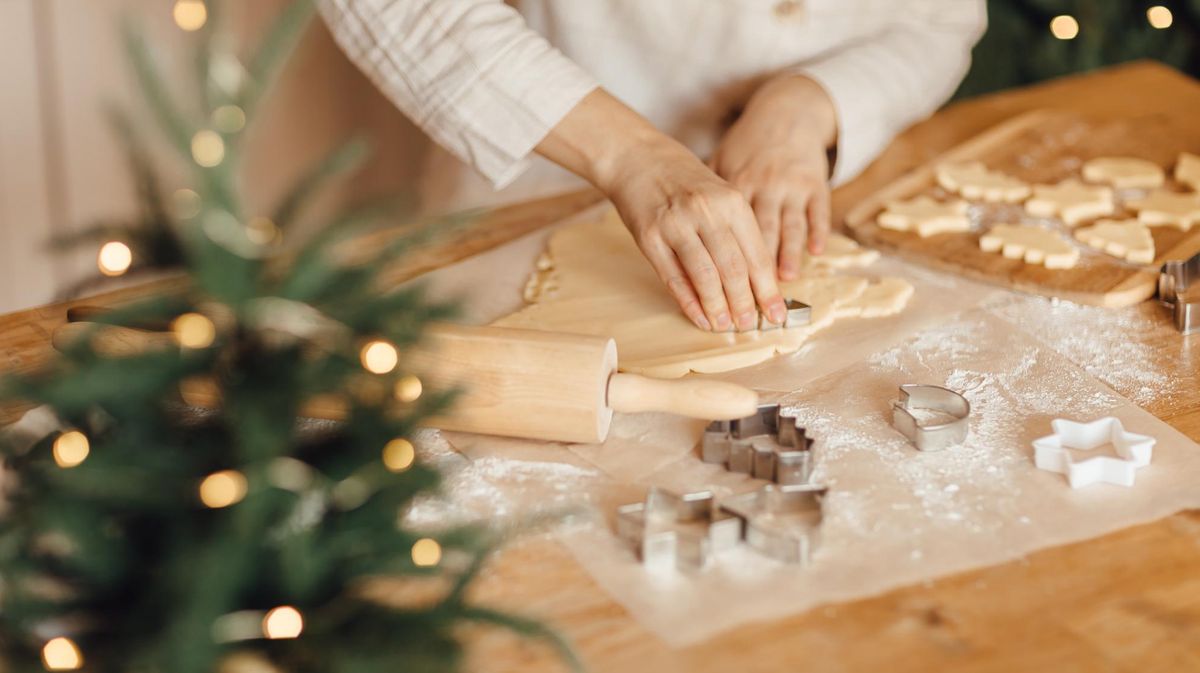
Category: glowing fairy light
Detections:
[
  {"x1": 382, "y1": 438, "x2": 415, "y2": 472},
  {"x1": 172, "y1": 0, "x2": 207, "y2": 32},
  {"x1": 1147, "y1": 5, "x2": 1173, "y2": 29},
  {"x1": 97, "y1": 241, "x2": 132, "y2": 276},
  {"x1": 171, "y1": 188, "x2": 202, "y2": 219},
  {"x1": 212, "y1": 105, "x2": 247, "y2": 133},
  {"x1": 262, "y1": 606, "x2": 304, "y2": 639},
  {"x1": 191, "y1": 129, "x2": 226, "y2": 167},
  {"x1": 199, "y1": 470, "x2": 247, "y2": 508},
  {"x1": 360, "y1": 340, "x2": 398, "y2": 374},
  {"x1": 394, "y1": 375, "x2": 423, "y2": 403},
  {"x1": 52, "y1": 431, "x2": 90, "y2": 468},
  {"x1": 172, "y1": 312, "x2": 216, "y2": 349},
  {"x1": 41, "y1": 637, "x2": 83, "y2": 670},
  {"x1": 1050, "y1": 15, "x2": 1079, "y2": 40},
  {"x1": 411, "y1": 538, "x2": 442, "y2": 567},
  {"x1": 245, "y1": 217, "x2": 280, "y2": 246}
]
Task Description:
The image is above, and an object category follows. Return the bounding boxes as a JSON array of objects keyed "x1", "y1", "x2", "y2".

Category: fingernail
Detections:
[
  {"x1": 779, "y1": 264, "x2": 796, "y2": 280},
  {"x1": 737, "y1": 310, "x2": 758, "y2": 331},
  {"x1": 714, "y1": 312, "x2": 733, "y2": 331},
  {"x1": 693, "y1": 313, "x2": 712, "y2": 331},
  {"x1": 768, "y1": 302, "x2": 786, "y2": 325}
]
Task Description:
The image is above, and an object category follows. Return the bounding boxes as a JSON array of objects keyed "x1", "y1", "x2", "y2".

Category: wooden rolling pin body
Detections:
[{"x1": 53, "y1": 322, "x2": 758, "y2": 444}]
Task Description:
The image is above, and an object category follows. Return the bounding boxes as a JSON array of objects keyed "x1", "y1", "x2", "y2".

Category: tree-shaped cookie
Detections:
[
  {"x1": 936, "y1": 162, "x2": 1031, "y2": 203},
  {"x1": 1081, "y1": 157, "x2": 1165, "y2": 189},
  {"x1": 1126, "y1": 189, "x2": 1200, "y2": 230},
  {"x1": 1023, "y1": 179, "x2": 1114, "y2": 225},
  {"x1": 1074, "y1": 219, "x2": 1155, "y2": 264},
  {"x1": 1175, "y1": 152, "x2": 1200, "y2": 192},
  {"x1": 876, "y1": 195, "x2": 970, "y2": 237},
  {"x1": 979, "y1": 224, "x2": 1080, "y2": 269}
]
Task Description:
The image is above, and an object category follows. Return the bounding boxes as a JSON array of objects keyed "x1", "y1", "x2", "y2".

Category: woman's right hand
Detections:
[{"x1": 537, "y1": 90, "x2": 788, "y2": 332}]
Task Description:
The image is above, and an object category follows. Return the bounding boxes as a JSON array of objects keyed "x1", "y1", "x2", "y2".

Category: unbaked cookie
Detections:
[
  {"x1": 834, "y1": 277, "x2": 915, "y2": 319},
  {"x1": 876, "y1": 196, "x2": 971, "y2": 237},
  {"x1": 1023, "y1": 179, "x2": 1114, "y2": 226},
  {"x1": 1126, "y1": 189, "x2": 1200, "y2": 230},
  {"x1": 804, "y1": 233, "x2": 880, "y2": 269},
  {"x1": 1175, "y1": 152, "x2": 1200, "y2": 192},
  {"x1": 936, "y1": 162, "x2": 1031, "y2": 203},
  {"x1": 979, "y1": 224, "x2": 1080, "y2": 269},
  {"x1": 1081, "y1": 157, "x2": 1165, "y2": 189},
  {"x1": 1074, "y1": 219, "x2": 1155, "y2": 264}
]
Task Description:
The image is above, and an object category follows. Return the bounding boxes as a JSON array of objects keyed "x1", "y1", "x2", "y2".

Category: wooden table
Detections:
[{"x1": 3, "y1": 61, "x2": 1199, "y2": 671}]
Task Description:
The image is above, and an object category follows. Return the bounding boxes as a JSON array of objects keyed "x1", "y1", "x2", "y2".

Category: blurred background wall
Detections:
[{"x1": 1, "y1": 0, "x2": 1198, "y2": 314}]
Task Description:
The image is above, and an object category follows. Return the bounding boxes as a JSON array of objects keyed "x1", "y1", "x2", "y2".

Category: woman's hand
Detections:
[
  {"x1": 537, "y1": 90, "x2": 787, "y2": 332},
  {"x1": 710, "y1": 75, "x2": 837, "y2": 280}
]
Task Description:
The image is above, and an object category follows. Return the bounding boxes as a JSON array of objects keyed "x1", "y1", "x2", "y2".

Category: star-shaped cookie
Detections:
[
  {"x1": 1074, "y1": 219, "x2": 1155, "y2": 264},
  {"x1": 936, "y1": 162, "x2": 1031, "y2": 203},
  {"x1": 1126, "y1": 189, "x2": 1200, "y2": 230},
  {"x1": 1081, "y1": 156, "x2": 1165, "y2": 189},
  {"x1": 979, "y1": 224, "x2": 1080, "y2": 269},
  {"x1": 1175, "y1": 152, "x2": 1200, "y2": 192},
  {"x1": 1032, "y1": 417, "x2": 1155, "y2": 488},
  {"x1": 876, "y1": 196, "x2": 970, "y2": 237},
  {"x1": 1023, "y1": 179, "x2": 1114, "y2": 226}
]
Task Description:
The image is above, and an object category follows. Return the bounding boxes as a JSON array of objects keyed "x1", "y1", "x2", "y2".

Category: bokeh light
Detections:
[
  {"x1": 97, "y1": 241, "x2": 132, "y2": 276},
  {"x1": 199, "y1": 470, "x2": 247, "y2": 508},
  {"x1": 52, "y1": 431, "x2": 90, "y2": 468},
  {"x1": 1147, "y1": 5, "x2": 1173, "y2": 29},
  {"x1": 191, "y1": 130, "x2": 226, "y2": 167},
  {"x1": 383, "y1": 438, "x2": 416, "y2": 472},
  {"x1": 1050, "y1": 15, "x2": 1079, "y2": 40},
  {"x1": 212, "y1": 105, "x2": 247, "y2": 133},
  {"x1": 411, "y1": 538, "x2": 442, "y2": 567},
  {"x1": 262, "y1": 606, "x2": 304, "y2": 639},
  {"x1": 360, "y1": 340, "x2": 399, "y2": 374},
  {"x1": 41, "y1": 637, "x2": 83, "y2": 671},
  {"x1": 394, "y1": 375, "x2": 423, "y2": 403},
  {"x1": 173, "y1": 312, "x2": 216, "y2": 349},
  {"x1": 172, "y1": 0, "x2": 207, "y2": 32}
]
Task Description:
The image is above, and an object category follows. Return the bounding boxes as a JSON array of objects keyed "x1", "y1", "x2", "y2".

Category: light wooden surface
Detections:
[
  {"x1": 844, "y1": 110, "x2": 1200, "y2": 307},
  {"x1": 1, "y1": 61, "x2": 1199, "y2": 671}
]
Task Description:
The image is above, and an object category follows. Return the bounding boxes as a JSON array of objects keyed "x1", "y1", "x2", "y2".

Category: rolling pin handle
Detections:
[{"x1": 605, "y1": 372, "x2": 758, "y2": 421}]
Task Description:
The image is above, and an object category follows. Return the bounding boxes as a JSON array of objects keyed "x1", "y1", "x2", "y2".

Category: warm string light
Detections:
[
  {"x1": 199, "y1": 470, "x2": 247, "y2": 508},
  {"x1": 52, "y1": 431, "x2": 90, "y2": 468},
  {"x1": 1147, "y1": 5, "x2": 1173, "y2": 29},
  {"x1": 411, "y1": 538, "x2": 442, "y2": 567},
  {"x1": 172, "y1": 188, "x2": 202, "y2": 219},
  {"x1": 172, "y1": 312, "x2": 216, "y2": 349},
  {"x1": 245, "y1": 217, "x2": 280, "y2": 246},
  {"x1": 191, "y1": 129, "x2": 226, "y2": 167},
  {"x1": 360, "y1": 340, "x2": 399, "y2": 374},
  {"x1": 212, "y1": 105, "x2": 247, "y2": 134},
  {"x1": 394, "y1": 375, "x2": 423, "y2": 403},
  {"x1": 97, "y1": 241, "x2": 133, "y2": 276},
  {"x1": 41, "y1": 637, "x2": 83, "y2": 671},
  {"x1": 1050, "y1": 15, "x2": 1079, "y2": 40},
  {"x1": 262, "y1": 606, "x2": 304, "y2": 639},
  {"x1": 172, "y1": 0, "x2": 207, "y2": 32},
  {"x1": 382, "y1": 438, "x2": 415, "y2": 472}
]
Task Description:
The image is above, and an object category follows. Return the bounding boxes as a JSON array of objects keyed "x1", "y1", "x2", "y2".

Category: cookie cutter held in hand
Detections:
[
  {"x1": 720, "y1": 483, "x2": 826, "y2": 565},
  {"x1": 758, "y1": 299, "x2": 813, "y2": 330},
  {"x1": 891, "y1": 384, "x2": 970, "y2": 452},
  {"x1": 701, "y1": 403, "x2": 814, "y2": 485},
  {"x1": 1159, "y1": 251, "x2": 1199, "y2": 335},
  {"x1": 615, "y1": 488, "x2": 741, "y2": 571}
]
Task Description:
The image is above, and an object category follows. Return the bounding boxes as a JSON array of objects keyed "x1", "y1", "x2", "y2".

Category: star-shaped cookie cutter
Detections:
[
  {"x1": 1032, "y1": 417, "x2": 1155, "y2": 488},
  {"x1": 891, "y1": 384, "x2": 970, "y2": 452},
  {"x1": 1159, "y1": 250, "x2": 1199, "y2": 335},
  {"x1": 720, "y1": 483, "x2": 827, "y2": 565},
  {"x1": 700, "y1": 403, "x2": 814, "y2": 485},
  {"x1": 615, "y1": 488, "x2": 742, "y2": 570}
]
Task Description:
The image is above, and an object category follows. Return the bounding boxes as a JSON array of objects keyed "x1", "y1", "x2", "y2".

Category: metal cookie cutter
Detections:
[
  {"x1": 891, "y1": 384, "x2": 970, "y2": 452},
  {"x1": 720, "y1": 483, "x2": 827, "y2": 565},
  {"x1": 701, "y1": 403, "x2": 814, "y2": 485},
  {"x1": 758, "y1": 299, "x2": 813, "y2": 330},
  {"x1": 615, "y1": 488, "x2": 741, "y2": 571},
  {"x1": 1159, "y1": 251, "x2": 1199, "y2": 335}
]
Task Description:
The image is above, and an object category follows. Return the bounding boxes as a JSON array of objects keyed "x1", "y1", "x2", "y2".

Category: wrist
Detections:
[{"x1": 748, "y1": 74, "x2": 838, "y2": 150}]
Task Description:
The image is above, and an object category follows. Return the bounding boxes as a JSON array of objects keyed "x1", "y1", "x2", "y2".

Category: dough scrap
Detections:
[
  {"x1": 496, "y1": 208, "x2": 912, "y2": 378},
  {"x1": 1074, "y1": 219, "x2": 1155, "y2": 264},
  {"x1": 1175, "y1": 152, "x2": 1200, "y2": 192},
  {"x1": 834, "y1": 277, "x2": 915, "y2": 319},
  {"x1": 1126, "y1": 189, "x2": 1200, "y2": 230},
  {"x1": 979, "y1": 224, "x2": 1080, "y2": 269},
  {"x1": 1081, "y1": 157, "x2": 1165, "y2": 189},
  {"x1": 935, "y1": 162, "x2": 1031, "y2": 203},
  {"x1": 1024, "y1": 179, "x2": 1114, "y2": 226},
  {"x1": 877, "y1": 195, "x2": 971, "y2": 237},
  {"x1": 803, "y1": 233, "x2": 880, "y2": 269}
]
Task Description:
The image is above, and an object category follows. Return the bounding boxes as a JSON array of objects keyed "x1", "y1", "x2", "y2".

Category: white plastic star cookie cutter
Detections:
[{"x1": 1032, "y1": 417, "x2": 1155, "y2": 488}]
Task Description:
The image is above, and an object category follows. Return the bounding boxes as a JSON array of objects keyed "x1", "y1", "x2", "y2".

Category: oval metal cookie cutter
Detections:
[{"x1": 891, "y1": 384, "x2": 970, "y2": 452}]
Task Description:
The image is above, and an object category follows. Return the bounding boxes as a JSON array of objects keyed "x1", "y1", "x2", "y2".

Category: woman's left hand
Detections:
[{"x1": 710, "y1": 74, "x2": 837, "y2": 280}]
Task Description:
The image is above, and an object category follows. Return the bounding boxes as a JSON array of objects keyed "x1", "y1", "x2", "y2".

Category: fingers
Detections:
[
  {"x1": 639, "y1": 231, "x2": 714, "y2": 330},
  {"x1": 750, "y1": 191, "x2": 783, "y2": 268},
  {"x1": 807, "y1": 185, "x2": 832, "y2": 255},
  {"x1": 716, "y1": 200, "x2": 787, "y2": 328},
  {"x1": 778, "y1": 200, "x2": 808, "y2": 280},
  {"x1": 670, "y1": 232, "x2": 735, "y2": 331}
]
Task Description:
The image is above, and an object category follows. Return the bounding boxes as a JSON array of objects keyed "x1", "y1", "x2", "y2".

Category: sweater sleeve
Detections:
[
  {"x1": 791, "y1": 0, "x2": 987, "y2": 185},
  {"x1": 318, "y1": 0, "x2": 599, "y2": 188}
]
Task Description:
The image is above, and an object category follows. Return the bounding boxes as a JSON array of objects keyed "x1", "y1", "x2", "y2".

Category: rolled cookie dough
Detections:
[{"x1": 979, "y1": 224, "x2": 1080, "y2": 269}]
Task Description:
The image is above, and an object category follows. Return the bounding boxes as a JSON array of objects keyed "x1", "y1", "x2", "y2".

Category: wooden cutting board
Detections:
[{"x1": 844, "y1": 110, "x2": 1200, "y2": 307}]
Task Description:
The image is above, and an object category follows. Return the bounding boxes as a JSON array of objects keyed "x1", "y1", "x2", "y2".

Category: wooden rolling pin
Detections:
[{"x1": 52, "y1": 321, "x2": 757, "y2": 443}]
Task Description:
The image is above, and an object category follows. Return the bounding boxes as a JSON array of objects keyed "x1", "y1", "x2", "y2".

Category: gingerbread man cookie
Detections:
[
  {"x1": 1126, "y1": 189, "x2": 1200, "y2": 230},
  {"x1": 1081, "y1": 157, "x2": 1165, "y2": 189},
  {"x1": 877, "y1": 196, "x2": 971, "y2": 237},
  {"x1": 1023, "y1": 179, "x2": 1114, "y2": 226},
  {"x1": 979, "y1": 224, "x2": 1080, "y2": 269},
  {"x1": 1074, "y1": 219, "x2": 1155, "y2": 264},
  {"x1": 936, "y1": 162, "x2": 1031, "y2": 203}
]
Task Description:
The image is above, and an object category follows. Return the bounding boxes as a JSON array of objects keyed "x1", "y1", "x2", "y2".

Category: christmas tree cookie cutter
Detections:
[
  {"x1": 891, "y1": 384, "x2": 970, "y2": 452},
  {"x1": 720, "y1": 483, "x2": 827, "y2": 565},
  {"x1": 615, "y1": 488, "x2": 742, "y2": 571},
  {"x1": 1159, "y1": 250, "x2": 1200, "y2": 335},
  {"x1": 1032, "y1": 417, "x2": 1155, "y2": 488},
  {"x1": 700, "y1": 403, "x2": 814, "y2": 485}
]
